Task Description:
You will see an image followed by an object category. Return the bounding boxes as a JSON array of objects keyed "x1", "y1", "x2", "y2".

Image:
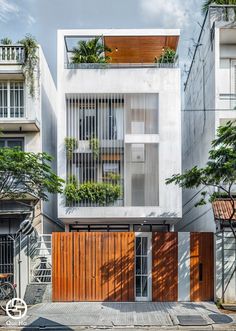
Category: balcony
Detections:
[
  {"x1": 0, "y1": 81, "x2": 39, "y2": 132},
  {"x1": 0, "y1": 45, "x2": 25, "y2": 64}
]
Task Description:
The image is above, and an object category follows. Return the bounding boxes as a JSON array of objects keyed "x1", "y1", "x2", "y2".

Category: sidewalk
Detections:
[{"x1": 0, "y1": 302, "x2": 236, "y2": 330}]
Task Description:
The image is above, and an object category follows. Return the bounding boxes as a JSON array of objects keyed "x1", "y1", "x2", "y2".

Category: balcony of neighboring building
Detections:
[
  {"x1": 0, "y1": 79, "x2": 40, "y2": 132},
  {"x1": 62, "y1": 30, "x2": 179, "y2": 70}
]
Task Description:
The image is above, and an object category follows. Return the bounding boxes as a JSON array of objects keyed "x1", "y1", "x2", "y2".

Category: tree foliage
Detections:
[
  {"x1": 71, "y1": 37, "x2": 111, "y2": 64},
  {"x1": 166, "y1": 121, "x2": 236, "y2": 237},
  {"x1": 0, "y1": 148, "x2": 64, "y2": 201}
]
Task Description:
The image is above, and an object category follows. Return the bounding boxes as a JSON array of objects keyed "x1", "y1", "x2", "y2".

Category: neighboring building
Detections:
[
  {"x1": 57, "y1": 29, "x2": 183, "y2": 302},
  {"x1": 0, "y1": 41, "x2": 60, "y2": 295},
  {"x1": 183, "y1": 5, "x2": 236, "y2": 302}
]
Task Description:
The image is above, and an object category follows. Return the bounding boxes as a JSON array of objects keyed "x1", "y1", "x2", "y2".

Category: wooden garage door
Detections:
[
  {"x1": 152, "y1": 232, "x2": 178, "y2": 301},
  {"x1": 190, "y1": 233, "x2": 214, "y2": 301},
  {"x1": 52, "y1": 232, "x2": 135, "y2": 302}
]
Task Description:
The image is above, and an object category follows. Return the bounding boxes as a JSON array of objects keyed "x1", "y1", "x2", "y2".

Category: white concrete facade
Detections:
[
  {"x1": 57, "y1": 29, "x2": 182, "y2": 226},
  {"x1": 183, "y1": 6, "x2": 236, "y2": 303},
  {"x1": 182, "y1": 7, "x2": 236, "y2": 233}
]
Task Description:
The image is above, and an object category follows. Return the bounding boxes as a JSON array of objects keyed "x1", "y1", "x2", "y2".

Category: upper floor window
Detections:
[
  {"x1": 0, "y1": 138, "x2": 24, "y2": 150},
  {"x1": 0, "y1": 81, "x2": 24, "y2": 118}
]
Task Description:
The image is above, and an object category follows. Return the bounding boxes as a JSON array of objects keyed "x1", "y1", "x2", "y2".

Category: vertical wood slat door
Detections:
[
  {"x1": 52, "y1": 232, "x2": 135, "y2": 302},
  {"x1": 152, "y1": 232, "x2": 178, "y2": 301},
  {"x1": 52, "y1": 233, "x2": 73, "y2": 302},
  {"x1": 190, "y1": 233, "x2": 214, "y2": 301},
  {"x1": 73, "y1": 232, "x2": 134, "y2": 301}
]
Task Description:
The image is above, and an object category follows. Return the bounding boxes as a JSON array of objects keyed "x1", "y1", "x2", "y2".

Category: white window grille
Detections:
[{"x1": 0, "y1": 81, "x2": 24, "y2": 118}]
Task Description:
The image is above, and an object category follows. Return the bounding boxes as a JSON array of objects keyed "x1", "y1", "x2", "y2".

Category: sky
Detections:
[{"x1": 0, "y1": 0, "x2": 204, "y2": 82}]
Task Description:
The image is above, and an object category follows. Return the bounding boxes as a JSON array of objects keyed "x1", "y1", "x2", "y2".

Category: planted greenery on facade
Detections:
[
  {"x1": 71, "y1": 36, "x2": 111, "y2": 64},
  {"x1": 64, "y1": 181, "x2": 121, "y2": 206},
  {"x1": 19, "y1": 34, "x2": 39, "y2": 98},
  {"x1": 65, "y1": 137, "x2": 78, "y2": 160},
  {"x1": 156, "y1": 47, "x2": 177, "y2": 64}
]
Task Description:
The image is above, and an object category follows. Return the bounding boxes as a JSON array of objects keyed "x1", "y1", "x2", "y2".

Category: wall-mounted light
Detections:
[{"x1": 115, "y1": 47, "x2": 118, "y2": 52}]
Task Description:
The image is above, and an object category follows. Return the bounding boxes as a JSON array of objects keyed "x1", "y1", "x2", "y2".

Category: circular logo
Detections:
[{"x1": 6, "y1": 298, "x2": 27, "y2": 320}]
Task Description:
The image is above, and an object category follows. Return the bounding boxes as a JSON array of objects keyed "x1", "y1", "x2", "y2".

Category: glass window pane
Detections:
[
  {"x1": 142, "y1": 257, "x2": 148, "y2": 275},
  {"x1": 7, "y1": 140, "x2": 23, "y2": 149},
  {"x1": 142, "y1": 237, "x2": 148, "y2": 255},
  {"x1": 136, "y1": 276, "x2": 141, "y2": 297},
  {"x1": 136, "y1": 237, "x2": 141, "y2": 255},
  {"x1": 136, "y1": 257, "x2": 141, "y2": 275},
  {"x1": 142, "y1": 276, "x2": 148, "y2": 297}
]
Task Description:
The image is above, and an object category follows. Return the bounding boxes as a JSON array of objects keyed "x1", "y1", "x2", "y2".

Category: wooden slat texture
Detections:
[
  {"x1": 104, "y1": 36, "x2": 179, "y2": 63},
  {"x1": 190, "y1": 233, "x2": 214, "y2": 301},
  {"x1": 53, "y1": 232, "x2": 135, "y2": 302},
  {"x1": 52, "y1": 232, "x2": 73, "y2": 302},
  {"x1": 152, "y1": 232, "x2": 178, "y2": 302}
]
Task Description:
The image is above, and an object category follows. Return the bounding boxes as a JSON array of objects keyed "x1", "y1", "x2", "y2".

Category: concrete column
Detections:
[{"x1": 178, "y1": 232, "x2": 190, "y2": 301}]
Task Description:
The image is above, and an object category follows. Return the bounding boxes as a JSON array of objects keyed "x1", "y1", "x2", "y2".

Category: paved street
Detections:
[{"x1": 0, "y1": 301, "x2": 236, "y2": 330}]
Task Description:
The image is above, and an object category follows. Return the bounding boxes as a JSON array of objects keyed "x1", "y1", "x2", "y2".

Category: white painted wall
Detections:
[{"x1": 57, "y1": 29, "x2": 182, "y2": 223}]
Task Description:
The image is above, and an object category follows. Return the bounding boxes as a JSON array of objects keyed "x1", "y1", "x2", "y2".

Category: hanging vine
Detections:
[{"x1": 19, "y1": 34, "x2": 39, "y2": 98}]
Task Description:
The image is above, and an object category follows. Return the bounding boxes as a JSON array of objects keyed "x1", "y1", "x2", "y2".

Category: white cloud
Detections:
[
  {"x1": 27, "y1": 14, "x2": 36, "y2": 25},
  {"x1": 139, "y1": 0, "x2": 198, "y2": 28},
  {"x1": 0, "y1": 0, "x2": 19, "y2": 22}
]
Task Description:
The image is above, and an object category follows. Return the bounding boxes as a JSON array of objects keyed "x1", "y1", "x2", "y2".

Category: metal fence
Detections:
[
  {"x1": 29, "y1": 234, "x2": 52, "y2": 284},
  {"x1": 0, "y1": 235, "x2": 14, "y2": 282}
]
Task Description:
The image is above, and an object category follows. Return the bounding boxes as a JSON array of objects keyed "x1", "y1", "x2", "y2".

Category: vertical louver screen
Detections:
[
  {"x1": 66, "y1": 93, "x2": 159, "y2": 207},
  {"x1": 66, "y1": 94, "x2": 125, "y2": 207}
]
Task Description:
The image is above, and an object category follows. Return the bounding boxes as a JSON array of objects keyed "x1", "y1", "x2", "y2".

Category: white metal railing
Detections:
[
  {"x1": 66, "y1": 62, "x2": 178, "y2": 69},
  {"x1": 0, "y1": 45, "x2": 25, "y2": 64},
  {"x1": 29, "y1": 234, "x2": 52, "y2": 284},
  {"x1": 219, "y1": 94, "x2": 236, "y2": 111}
]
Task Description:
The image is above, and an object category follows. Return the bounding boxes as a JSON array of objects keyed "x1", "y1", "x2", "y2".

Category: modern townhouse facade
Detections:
[
  {"x1": 0, "y1": 41, "x2": 59, "y2": 296},
  {"x1": 183, "y1": 5, "x2": 236, "y2": 303},
  {"x1": 54, "y1": 29, "x2": 213, "y2": 303}
]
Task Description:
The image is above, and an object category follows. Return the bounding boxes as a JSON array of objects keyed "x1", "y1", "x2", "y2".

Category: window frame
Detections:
[{"x1": 0, "y1": 80, "x2": 25, "y2": 118}]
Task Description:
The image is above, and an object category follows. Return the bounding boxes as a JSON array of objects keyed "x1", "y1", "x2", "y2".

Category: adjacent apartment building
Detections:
[
  {"x1": 183, "y1": 5, "x2": 236, "y2": 302},
  {"x1": 0, "y1": 40, "x2": 60, "y2": 295}
]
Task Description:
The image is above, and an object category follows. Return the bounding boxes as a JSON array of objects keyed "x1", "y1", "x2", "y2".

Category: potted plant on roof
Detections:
[
  {"x1": 71, "y1": 36, "x2": 112, "y2": 64},
  {"x1": 155, "y1": 47, "x2": 177, "y2": 64}
]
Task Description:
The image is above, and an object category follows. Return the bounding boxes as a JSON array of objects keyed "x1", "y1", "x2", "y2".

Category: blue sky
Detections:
[{"x1": 0, "y1": 0, "x2": 203, "y2": 81}]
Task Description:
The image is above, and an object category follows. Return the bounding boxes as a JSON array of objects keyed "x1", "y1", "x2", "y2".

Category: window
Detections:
[
  {"x1": 0, "y1": 81, "x2": 24, "y2": 118},
  {"x1": 0, "y1": 138, "x2": 24, "y2": 150},
  {"x1": 69, "y1": 224, "x2": 130, "y2": 232}
]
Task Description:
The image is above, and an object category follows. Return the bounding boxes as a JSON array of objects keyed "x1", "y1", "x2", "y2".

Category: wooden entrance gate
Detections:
[
  {"x1": 52, "y1": 232, "x2": 214, "y2": 302},
  {"x1": 52, "y1": 232, "x2": 134, "y2": 302}
]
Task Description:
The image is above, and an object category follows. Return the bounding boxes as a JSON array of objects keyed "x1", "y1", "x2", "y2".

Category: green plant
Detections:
[
  {"x1": 65, "y1": 137, "x2": 77, "y2": 160},
  {"x1": 106, "y1": 172, "x2": 121, "y2": 183},
  {"x1": 90, "y1": 138, "x2": 100, "y2": 160},
  {"x1": 166, "y1": 120, "x2": 236, "y2": 239},
  {"x1": 215, "y1": 298, "x2": 223, "y2": 309},
  {"x1": 64, "y1": 181, "x2": 121, "y2": 206},
  {"x1": 156, "y1": 48, "x2": 177, "y2": 64},
  {"x1": 0, "y1": 147, "x2": 64, "y2": 201},
  {"x1": 71, "y1": 36, "x2": 111, "y2": 64},
  {"x1": 19, "y1": 34, "x2": 39, "y2": 98},
  {"x1": 0, "y1": 38, "x2": 12, "y2": 45},
  {"x1": 202, "y1": 0, "x2": 236, "y2": 14}
]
